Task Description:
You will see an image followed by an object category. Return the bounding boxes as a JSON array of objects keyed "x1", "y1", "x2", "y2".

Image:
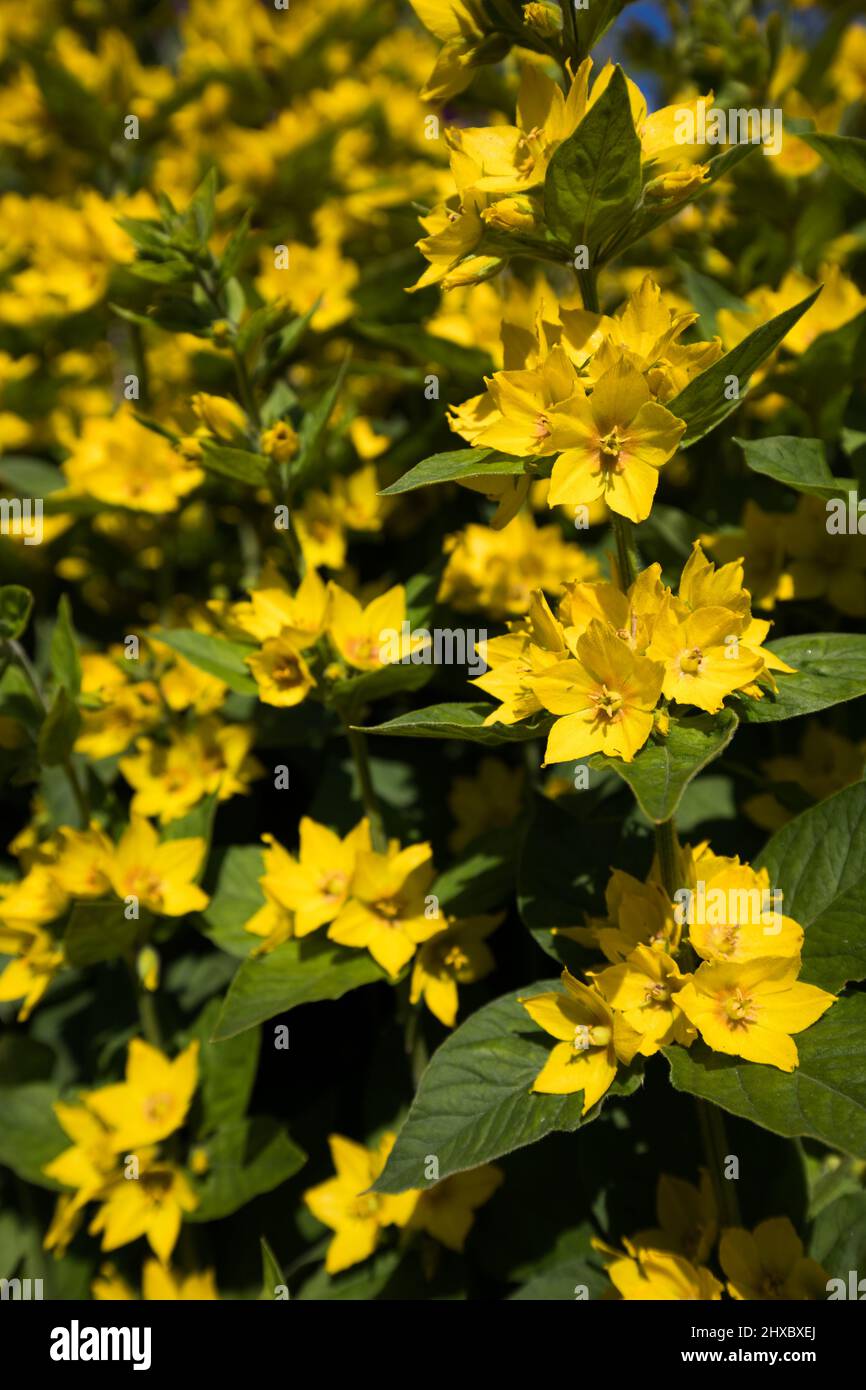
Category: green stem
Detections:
[
  {"x1": 577, "y1": 266, "x2": 599, "y2": 313},
  {"x1": 127, "y1": 958, "x2": 164, "y2": 1050},
  {"x1": 696, "y1": 1096, "x2": 742, "y2": 1229},
  {"x1": 654, "y1": 816, "x2": 679, "y2": 898},
  {"x1": 610, "y1": 512, "x2": 637, "y2": 591},
  {"x1": 232, "y1": 347, "x2": 260, "y2": 430},
  {"x1": 343, "y1": 718, "x2": 387, "y2": 853}
]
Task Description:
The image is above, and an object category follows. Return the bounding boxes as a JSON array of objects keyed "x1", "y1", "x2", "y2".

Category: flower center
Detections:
[
  {"x1": 722, "y1": 988, "x2": 757, "y2": 1030},
  {"x1": 532, "y1": 413, "x2": 551, "y2": 442},
  {"x1": 572, "y1": 1023, "x2": 611, "y2": 1053},
  {"x1": 599, "y1": 427, "x2": 627, "y2": 471},
  {"x1": 591, "y1": 684, "x2": 623, "y2": 722},
  {"x1": 142, "y1": 1091, "x2": 174, "y2": 1125},
  {"x1": 680, "y1": 646, "x2": 703, "y2": 675}
]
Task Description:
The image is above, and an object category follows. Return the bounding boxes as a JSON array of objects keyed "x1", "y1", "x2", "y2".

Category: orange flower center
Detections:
[
  {"x1": 142, "y1": 1090, "x2": 175, "y2": 1125},
  {"x1": 591, "y1": 684, "x2": 623, "y2": 722}
]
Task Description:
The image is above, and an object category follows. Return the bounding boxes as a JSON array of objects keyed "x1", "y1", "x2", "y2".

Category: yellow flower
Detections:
[
  {"x1": 255, "y1": 239, "x2": 358, "y2": 333},
  {"x1": 141, "y1": 1260, "x2": 219, "y2": 1300},
  {"x1": 120, "y1": 721, "x2": 260, "y2": 824},
  {"x1": 632, "y1": 1170, "x2": 718, "y2": 1265},
  {"x1": 0, "y1": 925, "x2": 64, "y2": 1021},
  {"x1": 246, "y1": 635, "x2": 314, "y2": 708},
  {"x1": 409, "y1": 1164, "x2": 503, "y2": 1249},
  {"x1": 75, "y1": 677, "x2": 161, "y2": 760},
  {"x1": 260, "y1": 420, "x2": 299, "y2": 464},
  {"x1": 191, "y1": 392, "x2": 248, "y2": 443},
  {"x1": 676, "y1": 957, "x2": 835, "y2": 1070},
  {"x1": 600, "y1": 1241, "x2": 723, "y2": 1300},
  {"x1": 686, "y1": 863, "x2": 804, "y2": 964},
  {"x1": 89, "y1": 1159, "x2": 199, "y2": 1265},
  {"x1": 744, "y1": 723, "x2": 866, "y2": 831},
  {"x1": 226, "y1": 565, "x2": 330, "y2": 649},
  {"x1": 107, "y1": 817, "x2": 209, "y2": 917},
  {"x1": 328, "y1": 840, "x2": 438, "y2": 977},
  {"x1": 410, "y1": 914, "x2": 501, "y2": 1027},
  {"x1": 520, "y1": 969, "x2": 623, "y2": 1110},
  {"x1": 591, "y1": 945, "x2": 694, "y2": 1060},
  {"x1": 532, "y1": 619, "x2": 664, "y2": 765},
  {"x1": 303, "y1": 1133, "x2": 418, "y2": 1275},
  {"x1": 43, "y1": 1102, "x2": 119, "y2": 1204},
  {"x1": 719, "y1": 1217, "x2": 829, "y2": 1300},
  {"x1": 409, "y1": 0, "x2": 489, "y2": 102},
  {"x1": 328, "y1": 582, "x2": 420, "y2": 671},
  {"x1": 48, "y1": 826, "x2": 113, "y2": 897},
  {"x1": 547, "y1": 360, "x2": 685, "y2": 522},
  {"x1": 646, "y1": 606, "x2": 763, "y2": 713},
  {"x1": 259, "y1": 817, "x2": 371, "y2": 937},
  {"x1": 61, "y1": 405, "x2": 202, "y2": 513},
  {"x1": 84, "y1": 1039, "x2": 199, "y2": 1151},
  {"x1": 472, "y1": 347, "x2": 579, "y2": 457},
  {"x1": 439, "y1": 514, "x2": 597, "y2": 621}
]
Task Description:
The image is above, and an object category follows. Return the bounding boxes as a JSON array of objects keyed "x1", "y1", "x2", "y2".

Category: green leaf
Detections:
[
  {"x1": 37, "y1": 687, "x2": 81, "y2": 766},
  {"x1": 666, "y1": 991, "x2": 866, "y2": 1159},
  {"x1": 63, "y1": 900, "x2": 141, "y2": 967},
  {"x1": 212, "y1": 938, "x2": 387, "y2": 1040},
  {"x1": 667, "y1": 288, "x2": 821, "y2": 447},
  {"x1": 295, "y1": 1249, "x2": 401, "y2": 1301},
  {"x1": 736, "y1": 634, "x2": 866, "y2": 723},
  {"x1": 259, "y1": 1237, "x2": 288, "y2": 1300},
  {"x1": 799, "y1": 132, "x2": 866, "y2": 195},
  {"x1": 544, "y1": 66, "x2": 642, "y2": 260},
  {"x1": 433, "y1": 825, "x2": 520, "y2": 916},
  {"x1": 379, "y1": 447, "x2": 526, "y2": 497},
  {"x1": 358, "y1": 702, "x2": 553, "y2": 746},
  {"x1": 50, "y1": 595, "x2": 81, "y2": 695},
  {"x1": 199, "y1": 442, "x2": 271, "y2": 488},
  {"x1": 755, "y1": 783, "x2": 866, "y2": 993},
  {"x1": 331, "y1": 661, "x2": 433, "y2": 709},
  {"x1": 573, "y1": 0, "x2": 631, "y2": 52},
  {"x1": 735, "y1": 435, "x2": 854, "y2": 500},
  {"x1": 199, "y1": 845, "x2": 265, "y2": 958},
  {"x1": 374, "y1": 981, "x2": 642, "y2": 1194},
  {"x1": 0, "y1": 585, "x2": 33, "y2": 641},
  {"x1": 810, "y1": 1192, "x2": 866, "y2": 1282},
  {"x1": 187, "y1": 166, "x2": 218, "y2": 244},
  {"x1": 0, "y1": 457, "x2": 65, "y2": 495},
  {"x1": 587, "y1": 710, "x2": 738, "y2": 824},
  {"x1": 0, "y1": 1084, "x2": 67, "y2": 1188},
  {"x1": 185, "y1": 998, "x2": 260, "y2": 1136},
  {"x1": 152, "y1": 627, "x2": 257, "y2": 695},
  {"x1": 292, "y1": 352, "x2": 351, "y2": 489},
  {"x1": 187, "y1": 1117, "x2": 306, "y2": 1221},
  {"x1": 217, "y1": 210, "x2": 252, "y2": 286}
]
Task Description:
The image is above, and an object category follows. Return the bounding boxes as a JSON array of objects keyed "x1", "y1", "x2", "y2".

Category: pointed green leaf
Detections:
[
  {"x1": 187, "y1": 1117, "x2": 306, "y2": 1221},
  {"x1": 379, "y1": 447, "x2": 526, "y2": 497},
  {"x1": 374, "y1": 980, "x2": 642, "y2": 1193},
  {"x1": 212, "y1": 938, "x2": 387, "y2": 1040},
  {"x1": 799, "y1": 132, "x2": 866, "y2": 195},
  {"x1": 152, "y1": 627, "x2": 257, "y2": 695},
  {"x1": 587, "y1": 710, "x2": 739, "y2": 823},
  {"x1": 50, "y1": 595, "x2": 81, "y2": 695},
  {"x1": 0, "y1": 585, "x2": 33, "y2": 641},
  {"x1": 544, "y1": 66, "x2": 642, "y2": 259},
  {"x1": 755, "y1": 783, "x2": 866, "y2": 993},
  {"x1": 735, "y1": 435, "x2": 854, "y2": 500},
  {"x1": 737, "y1": 634, "x2": 866, "y2": 722},
  {"x1": 668, "y1": 288, "x2": 821, "y2": 447},
  {"x1": 358, "y1": 702, "x2": 553, "y2": 746},
  {"x1": 199, "y1": 443, "x2": 271, "y2": 488},
  {"x1": 666, "y1": 991, "x2": 866, "y2": 1159}
]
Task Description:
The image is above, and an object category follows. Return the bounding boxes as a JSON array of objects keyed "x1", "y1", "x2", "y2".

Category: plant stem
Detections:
[
  {"x1": 696, "y1": 1096, "x2": 742, "y2": 1229},
  {"x1": 233, "y1": 347, "x2": 260, "y2": 429},
  {"x1": 577, "y1": 265, "x2": 599, "y2": 313},
  {"x1": 610, "y1": 512, "x2": 637, "y2": 591},
  {"x1": 343, "y1": 718, "x2": 387, "y2": 852},
  {"x1": 127, "y1": 958, "x2": 164, "y2": 1050},
  {"x1": 654, "y1": 816, "x2": 679, "y2": 897}
]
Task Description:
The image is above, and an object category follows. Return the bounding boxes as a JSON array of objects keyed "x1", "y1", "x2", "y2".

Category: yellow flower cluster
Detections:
[
  {"x1": 522, "y1": 838, "x2": 836, "y2": 1110},
  {"x1": 596, "y1": 1174, "x2": 828, "y2": 1301},
  {"x1": 42, "y1": 1039, "x2": 201, "y2": 1267},
  {"x1": 475, "y1": 541, "x2": 792, "y2": 763},
  {"x1": 0, "y1": 820, "x2": 208, "y2": 1019},
  {"x1": 303, "y1": 1131, "x2": 502, "y2": 1275},
  {"x1": 243, "y1": 813, "x2": 500, "y2": 1023}
]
